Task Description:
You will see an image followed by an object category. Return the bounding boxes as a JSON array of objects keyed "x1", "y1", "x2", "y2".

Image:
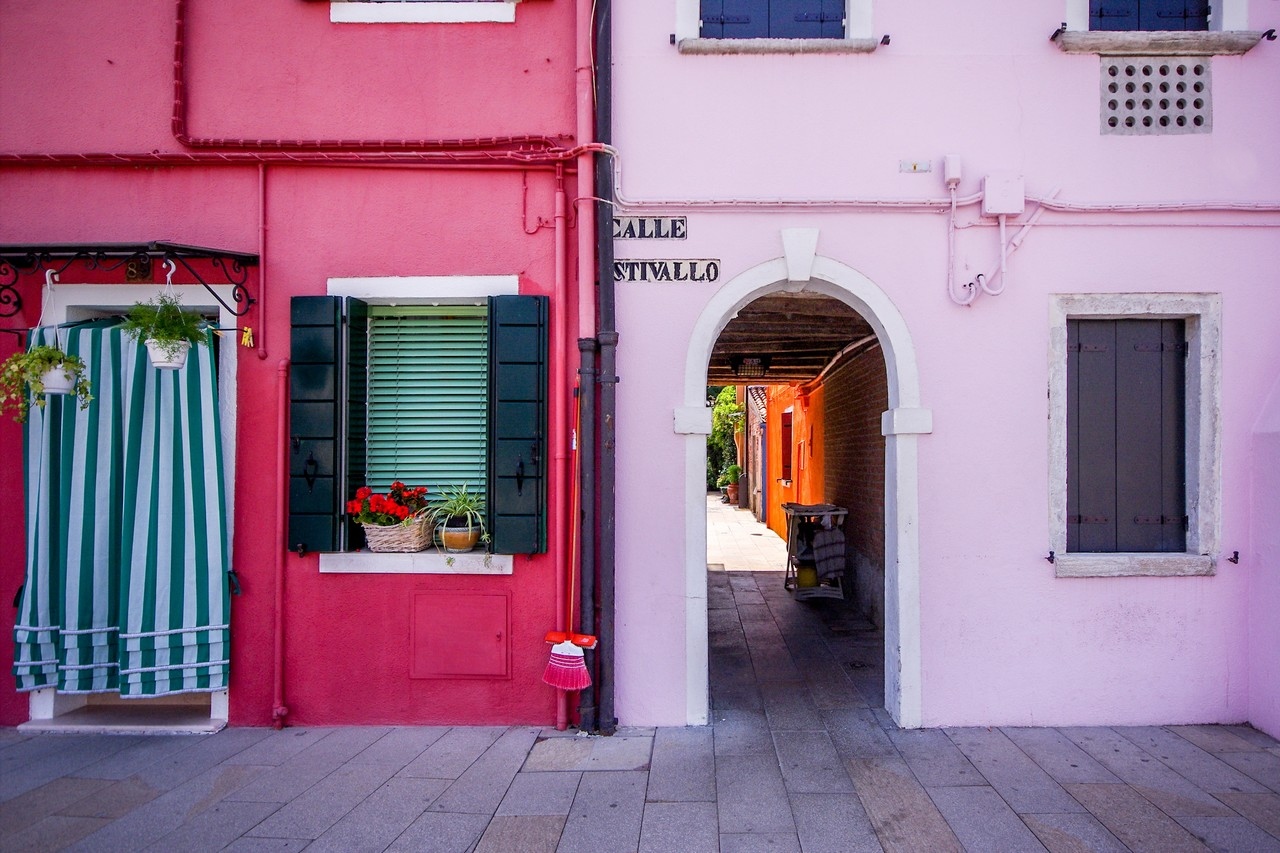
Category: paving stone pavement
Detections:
[{"x1": 2, "y1": 500, "x2": 1278, "y2": 851}]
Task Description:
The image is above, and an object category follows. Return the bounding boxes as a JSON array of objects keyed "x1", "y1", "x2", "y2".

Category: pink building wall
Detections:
[
  {"x1": 0, "y1": 0, "x2": 586, "y2": 727},
  {"x1": 609, "y1": 2, "x2": 1280, "y2": 731},
  {"x1": 1251, "y1": 377, "x2": 1280, "y2": 736}
]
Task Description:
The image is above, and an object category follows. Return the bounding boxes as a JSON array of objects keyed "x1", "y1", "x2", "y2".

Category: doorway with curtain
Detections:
[{"x1": 13, "y1": 314, "x2": 233, "y2": 731}]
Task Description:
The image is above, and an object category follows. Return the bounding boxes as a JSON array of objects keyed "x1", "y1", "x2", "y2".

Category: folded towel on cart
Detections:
[{"x1": 812, "y1": 528, "x2": 846, "y2": 580}]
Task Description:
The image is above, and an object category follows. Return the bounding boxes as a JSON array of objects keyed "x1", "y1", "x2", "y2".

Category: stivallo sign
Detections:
[{"x1": 613, "y1": 259, "x2": 720, "y2": 282}]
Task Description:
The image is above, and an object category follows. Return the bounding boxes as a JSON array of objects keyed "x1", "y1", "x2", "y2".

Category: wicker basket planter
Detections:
[{"x1": 361, "y1": 517, "x2": 431, "y2": 553}]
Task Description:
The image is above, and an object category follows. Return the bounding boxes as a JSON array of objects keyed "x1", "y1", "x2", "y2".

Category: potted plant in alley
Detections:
[
  {"x1": 121, "y1": 292, "x2": 208, "y2": 370},
  {"x1": 347, "y1": 481, "x2": 432, "y2": 552},
  {"x1": 717, "y1": 464, "x2": 742, "y2": 504},
  {"x1": 0, "y1": 344, "x2": 93, "y2": 422},
  {"x1": 431, "y1": 483, "x2": 488, "y2": 553}
]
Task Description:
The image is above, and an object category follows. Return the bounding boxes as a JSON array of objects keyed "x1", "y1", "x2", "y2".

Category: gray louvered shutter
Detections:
[{"x1": 1067, "y1": 319, "x2": 1185, "y2": 553}]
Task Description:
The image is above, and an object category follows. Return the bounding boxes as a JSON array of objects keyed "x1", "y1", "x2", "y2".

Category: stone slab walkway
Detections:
[{"x1": 2, "y1": 501, "x2": 1277, "y2": 851}]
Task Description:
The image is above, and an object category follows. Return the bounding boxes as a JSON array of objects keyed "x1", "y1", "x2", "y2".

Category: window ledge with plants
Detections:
[
  {"x1": 1053, "y1": 30, "x2": 1269, "y2": 55},
  {"x1": 324, "y1": 482, "x2": 510, "y2": 574}
]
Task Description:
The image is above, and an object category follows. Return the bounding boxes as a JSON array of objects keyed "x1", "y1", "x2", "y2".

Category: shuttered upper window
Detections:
[
  {"x1": 700, "y1": 0, "x2": 846, "y2": 39},
  {"x1": 1090, "y1": 0, "x2": 1208, "y2": 31}
]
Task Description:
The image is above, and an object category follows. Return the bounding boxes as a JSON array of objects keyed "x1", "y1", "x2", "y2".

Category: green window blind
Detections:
[{"x1": 366, "y1": 306, "x2": 489, "y2": 503}]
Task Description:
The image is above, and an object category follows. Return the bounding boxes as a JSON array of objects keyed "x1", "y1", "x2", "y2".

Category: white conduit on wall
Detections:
[{"x1": 602, "y1": 146, "x2": 1280, "y2": 308}]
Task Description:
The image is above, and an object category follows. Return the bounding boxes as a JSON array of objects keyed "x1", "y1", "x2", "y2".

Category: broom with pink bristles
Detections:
[{"x1": 543, "y1": 391, "x2": 596, "y2": 692}]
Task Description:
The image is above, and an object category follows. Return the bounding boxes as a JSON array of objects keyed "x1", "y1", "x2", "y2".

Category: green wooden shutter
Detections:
[
  {"x1": 345, "y1": 298, "x2": 370, "y2": 550},
  {"x1": 487, "y1": 295, "x2": 548, "y2": 554},
  {"x1": 365, "y1": 306, "x2": 489, "y2": 499},
  {"x1": 289, "y1": 296, "x2": 363, "y2": 554}
]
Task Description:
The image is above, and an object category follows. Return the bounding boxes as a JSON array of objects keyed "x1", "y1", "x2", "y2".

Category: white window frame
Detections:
[
  {"x1": 318, "y1": 274, "x2": 518, "y2": 575},
  {"x1": 332, "y1": 0, "x2": 517, "y2": 25},
  {"x1": 675, "y1": 0, "x2": 878, "y2": 54},
  {"x1": 1048, "y1": 293, "x2": 1222, "y2": 578}
]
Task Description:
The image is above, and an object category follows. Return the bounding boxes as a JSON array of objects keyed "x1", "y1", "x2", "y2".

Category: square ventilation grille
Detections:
[{"x1": 1101, "y1": 57, "x2": 1211, "y2": 135}]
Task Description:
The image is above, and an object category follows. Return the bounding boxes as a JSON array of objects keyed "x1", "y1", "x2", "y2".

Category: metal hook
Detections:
[
  {"x1": 44, "y1": 269, "x2": 59, "y2": 288},
  {"x1": 163, "y1": 258, "x2": 177, "y2": 286},
  {"x1": 1045, "y1": 551, "x2": 1056, "y2": 564},
  {"x1": 1227, "y1": 551, "x2": 1240, "y2": 564}
]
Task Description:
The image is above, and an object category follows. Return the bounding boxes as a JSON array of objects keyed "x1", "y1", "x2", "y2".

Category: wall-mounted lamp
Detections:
[{"x1": 731, "y1": 355, "x2": 771, "y2": 378}]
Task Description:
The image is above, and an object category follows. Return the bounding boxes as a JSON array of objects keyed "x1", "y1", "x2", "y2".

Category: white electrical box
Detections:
[
  {"x1": 943, "y1": 154, "x2": 962, "y2": 188},
  {"x1": 982, "y1": 173, "x2": 1025, "y2": 216}
]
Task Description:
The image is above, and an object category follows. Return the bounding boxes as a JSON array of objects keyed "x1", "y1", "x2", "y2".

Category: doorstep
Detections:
[{"x1": 18, "y1": 704, "x2": 226, "y2": 735}]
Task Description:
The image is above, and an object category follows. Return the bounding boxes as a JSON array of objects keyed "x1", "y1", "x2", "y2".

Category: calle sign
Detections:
[{"x1": 613, "y1": 217, "x2": 687, "y2": 239}]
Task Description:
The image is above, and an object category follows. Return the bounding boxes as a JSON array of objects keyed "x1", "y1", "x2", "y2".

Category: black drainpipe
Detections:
[
  {"x1": 576, "y1": 343, "x2": 597, "y2": 730},
  {"x1": 590, "y1": 0, "x2": 618, "y2": 736}
]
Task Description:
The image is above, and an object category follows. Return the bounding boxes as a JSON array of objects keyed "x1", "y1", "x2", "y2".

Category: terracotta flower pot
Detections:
[{"x1": 439, "y1": 524, "x2": 481, "y2": 553}]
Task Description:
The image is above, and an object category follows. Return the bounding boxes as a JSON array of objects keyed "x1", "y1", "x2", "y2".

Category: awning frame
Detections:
[{"x1": 0, "y1": 242, "x2": 258, "y2": 320}]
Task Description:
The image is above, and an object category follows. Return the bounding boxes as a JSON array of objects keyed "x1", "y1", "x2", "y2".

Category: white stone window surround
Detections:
[
  {"x1": 319, "y1": 275, "x2": 518, "y2": 575},
  {"x1": 1057, "y1": 0, "x2": 1267, "y2": 55},
  {"x1": 1048, "y1": 293, "x2": 1222, "y2": 579},
  {"x1": 675, "y1": 0, "x2": 879, "y2": 54},
  {"x1": 332, "y1": 0, "x2": 517, "y2": 25}
]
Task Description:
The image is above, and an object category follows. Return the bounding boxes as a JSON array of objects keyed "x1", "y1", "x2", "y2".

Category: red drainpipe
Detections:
[
  {"x1": 552, "y1": 165, "x2": 570, "y2": 730},
  {"x1": 273, "y1": 360, "x2": 290, "y2": 728}
]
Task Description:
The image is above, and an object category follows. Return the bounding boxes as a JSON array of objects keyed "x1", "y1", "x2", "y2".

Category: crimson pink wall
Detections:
[{"x1": 0, "y1": 0, "x2": 582, "y2": 726}]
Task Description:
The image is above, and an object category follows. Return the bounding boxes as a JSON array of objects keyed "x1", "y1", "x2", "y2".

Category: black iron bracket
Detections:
[
  {"x1": 1226, "y1": 550, "x2": 1240, "y2": 564},
  {"x1": 0, "y1": 258, "x2": 22, "y2": 320},
  {"x1": 0, "y1": 242, "x2": 258, "y2": 320}
]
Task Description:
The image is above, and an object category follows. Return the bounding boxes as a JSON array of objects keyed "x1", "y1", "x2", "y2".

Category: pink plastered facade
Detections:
[
  {"x1": 609, "y1": 2, "x2": 1280, "y2": 733},
  {"x1": 0, "y1": 0, "x2": 589, "y2": 728}
]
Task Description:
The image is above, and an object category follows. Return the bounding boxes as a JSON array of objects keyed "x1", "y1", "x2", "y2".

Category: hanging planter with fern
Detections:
[{"x1": 121, "y1": 291, "x2": 208, "y2": 370}]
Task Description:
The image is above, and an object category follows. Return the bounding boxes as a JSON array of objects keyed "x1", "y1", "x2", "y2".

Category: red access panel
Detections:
[{"x1": 410, "y1": 590, "x2": 511, "y2": 679}]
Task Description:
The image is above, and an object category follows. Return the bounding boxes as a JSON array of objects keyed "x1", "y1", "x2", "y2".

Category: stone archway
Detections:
[{"x1": 678, "y1": 231, "x2": 931, "y2": 727}]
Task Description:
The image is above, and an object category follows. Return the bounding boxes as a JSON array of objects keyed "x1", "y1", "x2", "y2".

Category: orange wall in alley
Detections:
[{"x1": 763, "y1": 384, "x2": 826, "y2": 540}]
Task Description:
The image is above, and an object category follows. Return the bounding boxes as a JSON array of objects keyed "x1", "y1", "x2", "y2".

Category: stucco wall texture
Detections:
[
  {"x1": 0, "y1": 0, "x2": 582, "y2": 727},
  {"x1": 610, "y1": 1, "x2": 1279, "y2": 731}
]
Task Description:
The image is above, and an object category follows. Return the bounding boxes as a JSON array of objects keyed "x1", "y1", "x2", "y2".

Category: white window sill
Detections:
[
  {"x1": 1053, "y1": 31, "x2": 1268, "y2": 56},
  {"x1": 1054, "y1": 552, "x2": 1214, "y2": 578},
  {"x1": 320, "y1": 551, "x2": 513, "y2": 574},
  {"x1": 677, "y1": 37, "x2": 880, "y2": 55},
  {"x1": 331, "y1": 1, "x2": 516, "y2": 24}
]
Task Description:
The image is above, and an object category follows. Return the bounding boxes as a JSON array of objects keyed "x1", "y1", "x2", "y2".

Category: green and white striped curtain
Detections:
[{"x1": 13, "y1": 320, "x2": 231, "y2": 697}]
